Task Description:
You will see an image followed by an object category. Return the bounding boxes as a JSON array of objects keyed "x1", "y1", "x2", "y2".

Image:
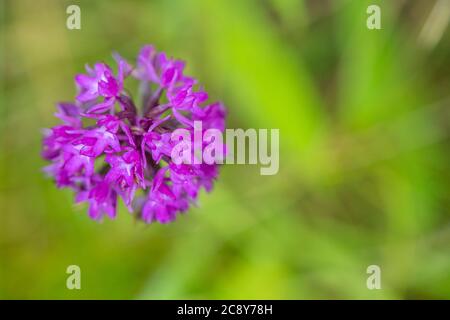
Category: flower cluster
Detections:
[{"x1": 42, "y1": 45, "x2": 226, "y2": 224}]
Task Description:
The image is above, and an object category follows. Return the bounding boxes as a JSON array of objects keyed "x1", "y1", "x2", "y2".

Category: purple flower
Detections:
[
  {"x1": 55, "y1": 103, "x2": 82, "y2": 128},
  {"x1": 169, "y1": 84, "x2": 208, "y2": 111},
  {"x1": 42, "y1": 125, "x2": 82, "y2": 160},
  {"x1": 75, "y1": 58, "x2": 131, "y2": 114},
  {"x1": 141, "y1": 167, "x2": 189, "y2": 224},
  {"x1": 133, "y1": 45, "x2": 159, "y2": 83},
  {"x1": 42, "y1": 45, "x2": 227, "y2": 224},
  {"x1": 43, "y1": 142, "x2": 95, "y2": 189},
  {"x1": 72, "y1": 116, "x2": 122, "y2": 157},
  {"x1": 75, "y1": 63, "x2": 117, "y2": 102},
  {"x1": 76, "y1": 177, "x2": 118, "y2": 220},
  {"x1": 193, "y1": 102, "x2": 227, "y2": 131},
  {"x1": 141, "y1": 115, "x2": 173, "y2": 165},
  {"x1": 105, "y1": 149, "x2": 145, "y2": 190}
]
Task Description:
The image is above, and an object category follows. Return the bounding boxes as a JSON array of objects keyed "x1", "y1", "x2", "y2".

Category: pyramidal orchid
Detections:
[{"x1": 42, "y1": 45, "x2": 226, "y2": 224}]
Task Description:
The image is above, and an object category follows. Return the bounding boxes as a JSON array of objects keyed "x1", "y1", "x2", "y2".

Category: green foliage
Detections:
[{"x1": 1, "y1": 0, "x2": 449, "y2": 299}]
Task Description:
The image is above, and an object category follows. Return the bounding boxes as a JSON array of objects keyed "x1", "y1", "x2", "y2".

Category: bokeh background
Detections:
[{"x1": 1, "y1": 0, "x2": 449, "y2": 299}]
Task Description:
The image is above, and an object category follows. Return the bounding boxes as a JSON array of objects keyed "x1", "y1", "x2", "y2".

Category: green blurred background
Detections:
[{"x1": 1, "y1": 0, "x2": 449, "y2": 299}]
